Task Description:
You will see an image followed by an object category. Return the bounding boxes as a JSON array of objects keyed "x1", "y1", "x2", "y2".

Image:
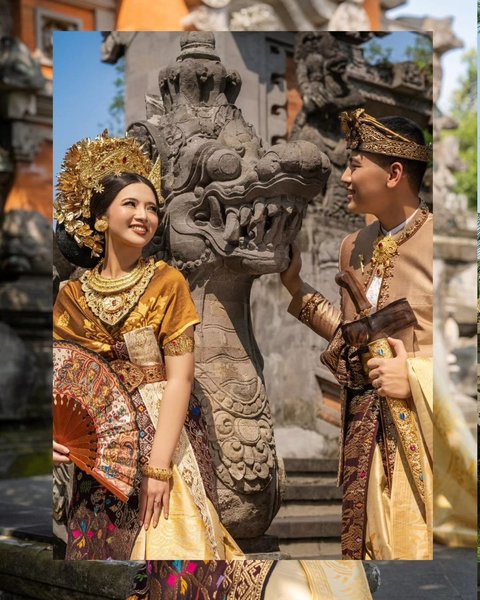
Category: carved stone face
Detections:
[
  {"x1": 131, "y1": 32, "x2": 331, "y2": 277},
  {"x1": 162, "y1": 135, "x2": 330, "y2": 276}
]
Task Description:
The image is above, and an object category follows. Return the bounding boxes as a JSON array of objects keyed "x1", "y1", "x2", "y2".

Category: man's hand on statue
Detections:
[
  {"x1": 53, "y1": 440, "x2": 71, "y2": 465},
  {"x1": 280, "y1": 241, "x2": 303, "y2": 296},
  {"x1": 367, "y1": 337, "x2": 411, "y2": 399}
]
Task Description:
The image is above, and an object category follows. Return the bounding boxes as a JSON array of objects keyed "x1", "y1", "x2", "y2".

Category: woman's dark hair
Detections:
[
  {"x1": 373, "y1": 116, "x2": 429, "y2": 192},
  {"x1": 56, "y1": 172, "x2": 160, "y2": 268}
]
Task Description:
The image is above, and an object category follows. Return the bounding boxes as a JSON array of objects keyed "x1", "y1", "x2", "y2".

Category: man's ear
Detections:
[{"x1": 386, "y1": 161, "x2": 404, "y2": 188}]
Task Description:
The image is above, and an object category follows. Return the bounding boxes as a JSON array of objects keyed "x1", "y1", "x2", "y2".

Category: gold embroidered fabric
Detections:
[
  {"x1": 340, "y1": 108, "x2": 432, "y2": 162},
  {"x1": 52, "y1": 262, "x2": 246, "y2": 561},
  {"x1": 55, "y1": 261, "x2": 200, "y2": 356},
  {"x1": 164, "y1": 332, "x2": 195, "y2": 356},
  {"x1": 288, "y1": 282, "x2": 341, "y2": 342},
  {"x1": 224, "y1": 561, "x2": 275, "y2": 600},
  {"x1": 110, "y1": 359, "x2": 166, "y2": 392},
  {"x1": 367, "y1": 339, "x2": 425, "y2": 503}
]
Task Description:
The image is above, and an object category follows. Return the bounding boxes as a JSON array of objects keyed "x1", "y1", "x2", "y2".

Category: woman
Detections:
[
  {"x1": 126, "y1": 560, "x2": 373, "y2": 599},
  {"x1": 53, "y1": 131, "x2": 242, "y2": 561}
]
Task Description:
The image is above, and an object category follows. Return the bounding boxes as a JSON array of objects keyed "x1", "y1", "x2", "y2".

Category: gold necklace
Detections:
[
  {"x1": 81, "y1": 257, "x2": 156, "y2": 326},
  {"x1": 87, "y1": 258, "x2": 148, "y2": 294}
]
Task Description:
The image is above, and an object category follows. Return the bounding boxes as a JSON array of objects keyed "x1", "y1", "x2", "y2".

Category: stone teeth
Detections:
[
  {"x1": 208, "y1": 196, "x2": 224, "y2": 229},
  {"x1": 224, "y1": 209, "x2": 240, "y2": 243},
  {"x1": 239, "y1": 205, "x2": 251, "y2": 227}
]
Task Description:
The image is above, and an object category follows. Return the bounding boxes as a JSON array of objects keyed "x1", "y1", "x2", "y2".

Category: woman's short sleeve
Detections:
[{"x1": 158, "y1": 270, "x2": 200, "y2": 348}]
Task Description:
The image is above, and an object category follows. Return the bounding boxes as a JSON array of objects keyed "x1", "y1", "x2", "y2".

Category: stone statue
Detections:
[
  {"x1": 0, "y1": 36, "x2": 45, "y2": 90},
  {"x1": 291, "y1": 32, "x2": 365, "y2": 229},
  {"x1": 128, "y1": 31, "x2": 331, "y2": 539}
]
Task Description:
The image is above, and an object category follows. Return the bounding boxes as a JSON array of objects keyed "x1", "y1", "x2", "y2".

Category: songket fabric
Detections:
[
  {"x1": 288, "y1": 209, "x2": 433, "y2": 559},
  {"x1": 53, "y1": 260, "x2": 242, "y2": 560},
  {"x1": 126, "y1": 560, "x2": 372, "y2": 599}
]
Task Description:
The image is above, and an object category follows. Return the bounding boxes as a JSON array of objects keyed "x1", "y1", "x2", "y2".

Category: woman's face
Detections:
[{"x1": 103, "y1": 182, "x2": 159, "y2": 250}]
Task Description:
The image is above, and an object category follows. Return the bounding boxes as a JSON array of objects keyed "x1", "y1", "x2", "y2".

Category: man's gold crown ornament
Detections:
[
  {"x1": 339, "y1": 108, "x2": 432, "y2": 163},
  {"x1": 55, "y1": 130, "x2": 162, "y2": 257}
]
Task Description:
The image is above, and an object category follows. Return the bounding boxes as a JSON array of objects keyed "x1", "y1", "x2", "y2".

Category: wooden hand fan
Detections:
[{"x1": 53, "y1": 340, "x2": 139, "y2": 502}]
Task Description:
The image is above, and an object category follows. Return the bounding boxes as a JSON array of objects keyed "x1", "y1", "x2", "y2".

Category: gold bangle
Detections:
[{"x1": 142, "y1": 465, "x2": 173, "y2": 481}]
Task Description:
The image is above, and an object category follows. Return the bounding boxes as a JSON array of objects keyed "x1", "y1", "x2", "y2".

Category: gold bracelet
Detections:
[{"x1": 142, "y1": 465, "x2": 173, "y2": 481}]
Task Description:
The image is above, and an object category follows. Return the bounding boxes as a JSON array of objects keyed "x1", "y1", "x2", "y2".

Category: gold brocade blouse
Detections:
[{"x1": 53, "y1": 260, "x2": 200, "y2": 356}]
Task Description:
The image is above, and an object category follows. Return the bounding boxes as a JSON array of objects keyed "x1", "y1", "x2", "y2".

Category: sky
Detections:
[{"x1": 53, "y1": 2, "x2": 475, "y2": 182}]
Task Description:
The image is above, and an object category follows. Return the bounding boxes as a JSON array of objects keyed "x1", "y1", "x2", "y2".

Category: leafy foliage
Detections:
[{"x1": 445, "y1": 49, "x2": 476, "y2": 211}]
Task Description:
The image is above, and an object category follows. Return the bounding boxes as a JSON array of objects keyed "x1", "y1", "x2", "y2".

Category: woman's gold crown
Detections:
[{"x1": 55, "y1": 130, "x2": 162, "y2": 257}]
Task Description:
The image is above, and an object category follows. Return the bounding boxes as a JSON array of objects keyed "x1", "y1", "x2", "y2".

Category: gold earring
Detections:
[{"x1": 94, "y1": 218, "x2": 108, "y2": 232}]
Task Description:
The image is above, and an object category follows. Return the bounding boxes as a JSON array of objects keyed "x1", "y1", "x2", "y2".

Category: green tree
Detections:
[
  {"x1": 363, "y1": 34, "x2": 432, "y2": 78},
  {"x1": 446, "y1": 48, "x2": 476, "y2": 211}
]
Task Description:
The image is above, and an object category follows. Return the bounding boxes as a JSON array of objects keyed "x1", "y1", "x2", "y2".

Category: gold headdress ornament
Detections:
[
  {"x1": 55, "y1": 130, "x2": 162, "y2": 257},
  {"x1": 339, "y1": 108, "x2": 432, "y2": 163}
]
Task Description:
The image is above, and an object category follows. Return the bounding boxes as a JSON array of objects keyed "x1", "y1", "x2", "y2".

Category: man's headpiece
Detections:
[
  {"x1": 339, "y1": 108, "x2": 432, "y2": 163},
  {"x1": 55, "y1": 130, "x2": 162, "y2": 257}
]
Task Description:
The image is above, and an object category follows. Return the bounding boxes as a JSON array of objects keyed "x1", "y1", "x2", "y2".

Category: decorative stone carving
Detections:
[
  {"x1": 0, "y1": 36, "x2": 45, "y2": 90},
  {"x1": 128, "y1": 32, "x2": 330, "y2": 537},
  {"x1": 328, "y1": 0, "x2": 370, "y2": 31},
  {"x1": 0, "y1": 147, "x2": 14, "y2": 214},
  {"x1": 0, "y1": 210, "x2": 52, "y2": 275},
  {"x1": 229, "y1": 3, "x2": 284, "y2": 31},
  {"x1": 291, "y1": 32, "x2": 365, "y2": 230},
  {"x1": 0, "y1": 210, "x2": 52, "y2": 420},
  {"x1": 0, "y1": 322, "x2": 37, "y2": 420},
  {"x1": 10, "y1": 121, "x2": 45, "y2": 163}
]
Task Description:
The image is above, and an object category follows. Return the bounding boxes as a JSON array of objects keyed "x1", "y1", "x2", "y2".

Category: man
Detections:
[{"x1": 281, "y1": 108, "x2": 432, "y2": 560}]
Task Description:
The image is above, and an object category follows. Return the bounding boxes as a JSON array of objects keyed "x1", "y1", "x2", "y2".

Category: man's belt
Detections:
[{"x1": 110, "y1": 360, "x2": 166, "y2": 392}]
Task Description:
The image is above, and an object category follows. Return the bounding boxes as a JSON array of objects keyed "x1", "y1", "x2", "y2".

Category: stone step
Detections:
[
  {"x1": 283, "y1": 478, "x2": 342, "y2": 502},
  {"x1": 267, "y1": 514, "x2": 341, "y2": 540},
  {"x1": 283, "y1": 457, "x2": 338, "y2": 475},
  {"x1": 277, "y1": 501, "x2": 341, "y2": 519}
]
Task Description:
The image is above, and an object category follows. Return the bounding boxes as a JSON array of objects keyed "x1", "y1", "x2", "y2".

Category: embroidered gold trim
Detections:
[
  {"x1": 299, "y1": 292, "x2": 325, "y2": 328},
  {"x1": 223, "y1": 561, "x2": 274, "y2": 599},
  {"x1": 163, "y1": 333, "x2": 195, "y2": 356},
  {"x1": 110, "y1": 359, "x2": 166, "y2": 392},
  {"x1": 368, "y1": 338, "x2": 425, "y2": 503},
  {"x1": 340, "y1": 108, "x2": 432, "y2": 162},
  {"x1": 57, "y1": 310, "x2": 70, "y2": 328},
  {"x1": 80, "y1": 258, "x2": 155, "y2": 326}
]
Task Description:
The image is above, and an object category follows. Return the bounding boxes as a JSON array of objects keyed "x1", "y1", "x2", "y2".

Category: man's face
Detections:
[{"x1": 341, "y1": 151, "x2": 390, "y2": 216}]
